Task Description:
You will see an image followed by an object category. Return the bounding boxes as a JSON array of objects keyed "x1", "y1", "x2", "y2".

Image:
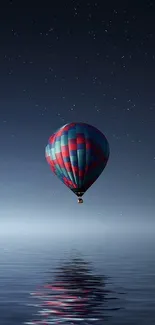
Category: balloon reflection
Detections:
[{"x1": 25, "y1": 255, "x2": 121, "y2": 324}]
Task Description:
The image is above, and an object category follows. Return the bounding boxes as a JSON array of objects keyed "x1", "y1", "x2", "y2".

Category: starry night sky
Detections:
[{"x1": 0, "y1": 0, "x2": 155, "y2": 235}]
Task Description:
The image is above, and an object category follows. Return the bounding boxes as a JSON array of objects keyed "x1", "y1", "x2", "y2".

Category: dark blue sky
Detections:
[{"x1": 0, "y1": 0, "x2": 155, "y2": 233}]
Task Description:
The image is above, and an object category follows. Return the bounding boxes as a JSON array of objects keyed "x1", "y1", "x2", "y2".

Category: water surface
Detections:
[{"x1": 0, "y1": 231, "x2": 155, "y2": 324}]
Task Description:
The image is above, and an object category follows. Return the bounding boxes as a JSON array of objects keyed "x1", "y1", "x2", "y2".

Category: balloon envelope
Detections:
[{"x1": 45, "y1": 122, "x2": 109, "y2": 197}]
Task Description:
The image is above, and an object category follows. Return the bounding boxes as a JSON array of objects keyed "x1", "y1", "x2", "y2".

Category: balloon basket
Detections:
[{"x1": 78, "y1": 198, "x2": 83, "y2": 204}]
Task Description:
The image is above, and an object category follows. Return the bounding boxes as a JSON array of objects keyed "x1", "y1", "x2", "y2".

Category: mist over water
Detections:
[
  {"x1": 0, "y1": 214, "x2": 155, "y2": 237},
  {"x1": 0, "y1": 222, "x2": 155, "y2": 324}
]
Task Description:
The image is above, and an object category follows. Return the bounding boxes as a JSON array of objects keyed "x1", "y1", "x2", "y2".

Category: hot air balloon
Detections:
[{"x1": 45, "y1": 122, "x2": 109, "y2": 203}]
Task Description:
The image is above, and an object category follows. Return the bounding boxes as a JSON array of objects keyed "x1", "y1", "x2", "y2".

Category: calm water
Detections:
[{"x1": 0, "y1": 232, "x2": 155, "y2": 324}]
